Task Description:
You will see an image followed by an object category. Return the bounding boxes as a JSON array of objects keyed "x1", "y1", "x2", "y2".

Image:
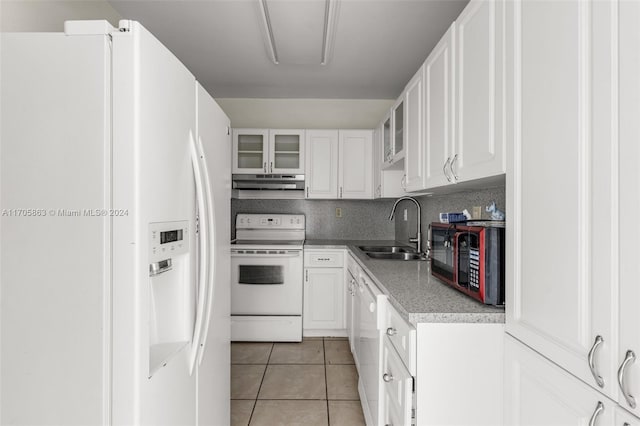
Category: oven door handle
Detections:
[
  {"x1": 231, "y1": 252, "x2": 302, "y2": 258},
  {"x1": 238, "y1": 281, "x2": 285, "y2": 286}
]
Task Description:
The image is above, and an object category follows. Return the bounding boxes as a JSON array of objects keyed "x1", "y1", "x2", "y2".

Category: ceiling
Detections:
[{"x1": 108, "y1": 0, "x2": 469, "y2": 100}]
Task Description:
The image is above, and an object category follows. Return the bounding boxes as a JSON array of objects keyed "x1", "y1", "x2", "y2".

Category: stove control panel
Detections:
[{"x1": 236, "y1": 214, "x2": 305, "y2": 230}]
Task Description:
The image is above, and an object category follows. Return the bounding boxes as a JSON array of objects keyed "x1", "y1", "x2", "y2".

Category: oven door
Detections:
[{"x1": 231, "y1": 250, "x2": 303, "y2": 315}]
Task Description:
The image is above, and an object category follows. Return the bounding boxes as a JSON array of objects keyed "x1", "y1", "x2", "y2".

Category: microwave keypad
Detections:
[{"x1": 469, "y1": 249, "x2": 480, "y2": 291}]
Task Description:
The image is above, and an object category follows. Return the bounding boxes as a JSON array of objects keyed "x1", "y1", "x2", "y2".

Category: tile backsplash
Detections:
[
  {"x1": 231, "y1": 199, "x2": 397, "y2": 240},
  {"x1": 231, "y1": 185, "x2": 505, "y2": 247},
  {"x1": 394, "y1": 185, "x2": 506, "y2": 252}
]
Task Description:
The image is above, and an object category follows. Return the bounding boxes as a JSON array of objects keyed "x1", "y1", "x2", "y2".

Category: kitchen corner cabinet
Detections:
[
  {"x1": 402, "y1": 65, "x2": 425, "y2": 193},
  {"x1": 305, "y1": 130, "x2": 373, "y2": 200},
  {"x1": 505, "y1": 335, "x2": 616, "y2": 426},
  {"x1": 232, "y1": 128, "x2": 304, "y2": 174},
  {"x1": 506, "y1": 0, "x2": 621, "y2": 403},
  {"x1": 303, "y1": 250, "x2": 345, "y2": 334},
  {"x1": 373, "y1": 123, "x2": 405, "y2": 199}
]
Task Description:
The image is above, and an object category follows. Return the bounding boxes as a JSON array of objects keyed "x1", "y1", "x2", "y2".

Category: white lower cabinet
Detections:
[
  {"x1": 415, "y1": 322, "x2": 503, "y2": 426},
  {"x1": 381, "y1": 337, "x2": 413, "y2": 426},
  {"x1": 505, "y1": 334, "x2": 615, "y2": 426},
  {"x1": 617, "y1": 406, "x2": 640, "y2": 426},
  {"x1": 303, "y1": 250, "x2": 345, "y2": 335}
]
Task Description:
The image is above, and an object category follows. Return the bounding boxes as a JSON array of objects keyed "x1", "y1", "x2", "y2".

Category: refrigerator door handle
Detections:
[
  {"x1": 196, "y1": 134, "x2": 216, "y2": 366},
  {"x1": 189, "y1": 130, "x2": 210, "y2": 375}
]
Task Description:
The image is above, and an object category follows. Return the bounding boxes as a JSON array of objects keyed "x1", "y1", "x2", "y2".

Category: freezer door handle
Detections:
[
  {"x1": 189, "y1": 130, "x2": 210, "y2": 375},
  {"x1": 196, "y1": 134, "x2": 217, "y2": 366}
]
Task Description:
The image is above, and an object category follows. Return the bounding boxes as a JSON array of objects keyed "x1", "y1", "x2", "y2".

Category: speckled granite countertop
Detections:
[{"x1": 304, "y1": 239, "x2": 505, "y2": 327}]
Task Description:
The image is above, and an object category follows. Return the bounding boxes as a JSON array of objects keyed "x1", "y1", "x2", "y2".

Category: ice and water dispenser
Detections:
[{"x1": 148, "y1": 221, "x2": 191, "y2": 377}]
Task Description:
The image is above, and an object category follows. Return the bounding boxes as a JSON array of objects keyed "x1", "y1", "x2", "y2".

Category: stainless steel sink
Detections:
[
  {"x1": 365, "y1": 252, "x2": 427, "y2": 261},
  {"x1": 358, "y1": 245, "x2": 416, "y2": 253}
]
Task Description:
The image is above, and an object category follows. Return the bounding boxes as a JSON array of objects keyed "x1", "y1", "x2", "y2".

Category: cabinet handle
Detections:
[
  {"x1": 588, "y1": 401, "x2": 604, "y2": 426},
  {"x1": 386, "y1": 327, "x2": 397, "y2": 336},
  {"x1": 382, "y1": 373, "x2": 393, "y2": 382},
  {"x1": 449, "y1": 154, "x2": 459, "y2": 181},
  {"x1": 305, "y1": 270, "x2": 309, "y2": 282},
  {"x1": 339, "y1": 186, "x2": 343, "y2": 198},
  {"x1": 443, "y1": 157, "x2": 452, "y2": 182},
  {"x1": 618, "y1": 350, "x2": 637, "y2": 408},
  {"x1": 401, "y1": 174, "x2": 407, "y2": 190},
  {"x1": 588, "y1": 335, "x2": 605, "y2": 388},
  {"x1": 263, "y1": 162, "x2": 267, "y2": 172},
  {"x1": 306, "y1": 187, "x2": 309, "y2": 198},
  {"x1": 270, "y1": 161, "x2": 273, "y2": 173}
]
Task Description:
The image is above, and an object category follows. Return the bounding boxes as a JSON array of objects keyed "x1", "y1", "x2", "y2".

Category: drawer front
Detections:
[
  {"x1": 381, "y1": 337, "x2": 413, "y2": 426},
  {"x1": 384, "y1": 300, "x2": 416, "y2": 375},
  {"x1": 304, "y1": 250, "x2": 344, "y2": 268}
]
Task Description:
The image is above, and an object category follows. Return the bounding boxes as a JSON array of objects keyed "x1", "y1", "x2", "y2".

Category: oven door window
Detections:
[
  {"x1": 238, "y1": 264, "x2": 284, "y2": 285},
  {"x1": 431, "y1": 228, "x2": 455, "y2": 281}
]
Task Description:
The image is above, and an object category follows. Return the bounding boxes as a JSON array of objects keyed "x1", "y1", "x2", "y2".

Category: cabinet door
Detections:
[
  {"x1": 505, "y1": 335, "x2": 615, "y2": 426},
  {"x1": 381, "y1": 338, "x2": 413, "y2": 426},
  {"x1": 618, "y1": 0, "x2": 640, "y2": 415},
  {"x1": 303, "y1": 268, "x2": 344, "y2": 330},
  {"x1": 338, "y1": 130, "x2": 373, "y2": 199},
  {"x1": 232, "y1": 129, "x2": 268, "y2": 173},
  {"x1": 269, "y1": 129, "x2": 305, "y2": 174},
  {"x1": 403, "y1": 66, "x2": 425, "y2": 192},
  {"x1": 506, "y1": 0, "x2": 618, "y2": 397},
  {"x1": 305, "y1": 130, "x2": 339, "y2": 199},
  {"x1": 392, "y1": 97, "x2": 405, "y2": 162},
  {"x1": 453, "y1": 0, "x2": 504, "y2": 182},
  {"x1": 616, "y1": 406, "x2": 640, "y2": 426},
  {"x1": 424, "y1": 23, "x2": 455, "y2": 189}
]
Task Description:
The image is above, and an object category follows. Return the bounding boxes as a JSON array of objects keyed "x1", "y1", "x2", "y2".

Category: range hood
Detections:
[{"x1": 232, "y1": 174, "x2": 305, "y2": 190}]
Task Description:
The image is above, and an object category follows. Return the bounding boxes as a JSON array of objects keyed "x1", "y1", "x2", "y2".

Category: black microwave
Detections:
[{"x1": 430, "y1": 222, "x2": 505, "y2": 305}]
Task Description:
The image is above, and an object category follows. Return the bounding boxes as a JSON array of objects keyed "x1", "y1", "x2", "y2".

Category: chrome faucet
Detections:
[{"x1": 388, "y1": 196, "x2": 422, "y2": 253}]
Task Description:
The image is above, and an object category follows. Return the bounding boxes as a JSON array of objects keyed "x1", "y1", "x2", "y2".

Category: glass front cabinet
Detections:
[{"x1": 233, "y1": 129, "x2": 305, "y2": 174}]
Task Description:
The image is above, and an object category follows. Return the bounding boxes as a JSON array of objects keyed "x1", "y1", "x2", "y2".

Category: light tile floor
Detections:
[{"x1": 231, "y1": 338, "x2": 366, "y2": 426}]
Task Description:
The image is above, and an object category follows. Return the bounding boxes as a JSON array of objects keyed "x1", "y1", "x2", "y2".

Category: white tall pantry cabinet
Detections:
[{"x1": 506, "y1": 0, "x2": 640, "y2": 423}]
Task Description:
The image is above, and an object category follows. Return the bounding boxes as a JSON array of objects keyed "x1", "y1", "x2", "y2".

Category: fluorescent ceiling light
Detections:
[{"x1": 258, "y1": 0, "x2": 339, "y2": 66}]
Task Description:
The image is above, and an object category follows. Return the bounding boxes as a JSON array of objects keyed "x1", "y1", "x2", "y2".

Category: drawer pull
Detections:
[
  {"x1": 618, "y1": 350, "x2": 637, "y2": 408},
  {"x1": 382, "y1": 373, "x2": 393, "y2": 382},
  {"x1": 386, "y1": 327, "x2": 397, "y2": 336},
  {"x1": 588, "y1": 335, "x2": 605, "y2": 388},
  {"x1": 588, "y1": 401, "x2": 604, "y2": 426}
]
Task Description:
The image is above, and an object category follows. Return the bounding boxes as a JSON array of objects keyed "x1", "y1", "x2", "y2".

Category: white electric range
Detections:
[{"x1": 230, "y1": 214, "x2": 305, "y2": 342}]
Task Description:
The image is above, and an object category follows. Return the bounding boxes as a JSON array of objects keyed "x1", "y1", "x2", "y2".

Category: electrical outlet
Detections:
[
  {"x1": 404, "y1": 208, "x2": 408, "y2": 221},
  {"x1": 335, "y1": 207, "x2": 342, "y2": 218},
  {"x1": 472, "y1": 206, "x2": 482, "y2": 219}
]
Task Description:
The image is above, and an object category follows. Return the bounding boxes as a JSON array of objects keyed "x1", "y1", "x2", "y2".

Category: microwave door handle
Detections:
[
  {"x1": 196, "y1": 135, "x2": 216, "y2": 366},
  {"x1": 189, "y1": 131, "x2": 209, "y2": 375}
]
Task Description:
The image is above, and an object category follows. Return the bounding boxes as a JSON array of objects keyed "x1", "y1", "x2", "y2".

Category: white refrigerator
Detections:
[{"x1": 0, "y1": 20, "x2": 231, "y2": 425}]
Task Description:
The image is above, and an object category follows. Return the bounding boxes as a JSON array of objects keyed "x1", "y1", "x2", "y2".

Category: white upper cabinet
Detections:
[
  {"x1": 339, "y1": 130, "x2": 373, "y2": 199},
  {"x1": 617, "y1": 0, "x2": 640, "y2": 416},
  {"x1": 232, "y1": 129, "x2": 269, "y2": 174},
  {"x1": 232, "y1": 128, "x2": 304, "y2": 174},
  {"x1": 269, "y1": 129, "x2": 305, "y2": 174},
  {"x1": 392, "y1": 97, "x2": 405, "y2": 162},
  {"x1": 305, "y1": 130, "x2": 339, "y2": 199},
  {"x1": 423, "y1": 23, "x2": 455, "y2": 189},
  {"x1": 452, "y1": 0, "x2": 504, "y2": 182},
  {"x1": 403, "y1": 66, "x2": 425, "y2": 193},
  {"x1": 506, "y1": 0, "x2": 619, "y2": 399},
  {"x1": 305, "y1": 130, "x2": 373, "y2": 200}
]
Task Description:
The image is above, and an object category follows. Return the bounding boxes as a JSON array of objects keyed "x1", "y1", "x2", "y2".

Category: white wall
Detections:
[
  {"x1": 1, "y1": 0, "x2": 121, "y2": 32},
  {"x1": 216, "y1": 98, "x2": 394, "y2": 129}
]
